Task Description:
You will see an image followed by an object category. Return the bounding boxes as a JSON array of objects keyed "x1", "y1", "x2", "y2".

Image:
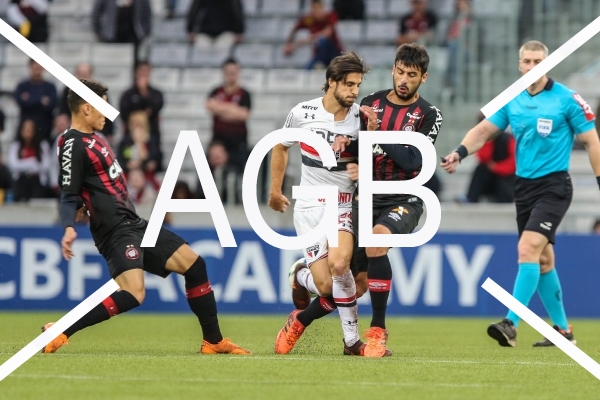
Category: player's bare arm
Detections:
[
  {"x1": 441, "y1": 119, "x2": 500, "y2": 174},
  {"x1": 268, "y1": 143, "x2": 291, "y2": 213},
  {"x1": 576, "y1": 128, "x2": 600, "y2": 182}
]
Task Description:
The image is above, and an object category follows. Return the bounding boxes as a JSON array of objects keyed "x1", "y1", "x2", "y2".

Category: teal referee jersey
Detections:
[{"x1": 487, "y1": 79, "x2": 595, "y2": 179}]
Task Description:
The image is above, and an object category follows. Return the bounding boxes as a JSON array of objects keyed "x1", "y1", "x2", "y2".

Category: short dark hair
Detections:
[
  {"x1": 322, "y1": 51, "x2": 371, "y2": 92},
  {"x1": 222, "y1": 57, "x2": 239, "y2": 69},
  {"x1": 394, "y1": 43, "x2": 430, "y2": 74},
  {"x1": 311, "y1": 0, "x2": 322, "y2": 5},
  {"x1": 67, "y1": 79, "x2": 109, "y2": 114}
]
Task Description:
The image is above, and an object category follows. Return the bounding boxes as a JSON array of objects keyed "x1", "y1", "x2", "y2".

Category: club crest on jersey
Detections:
[
  {"x1": 537, "y1": 118, "x2": 552, "y2": 137},
  {"x1": 402, "y1": 124, "x2": 414, "y2": 131},
  {"x1": 306, "y1": 244, "x2": 320, "y2": 259},
  {"x1": 125, "y1": 244, "x2": 140, "y2": 260}
]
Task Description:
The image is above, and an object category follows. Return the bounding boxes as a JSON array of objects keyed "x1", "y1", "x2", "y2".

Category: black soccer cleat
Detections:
[
  {"x1": 487, "y1": 318, "x2": 517, "y2": 347},
  {"x1": 533, "y1": 325, "x2": 576, "y2": 347}
]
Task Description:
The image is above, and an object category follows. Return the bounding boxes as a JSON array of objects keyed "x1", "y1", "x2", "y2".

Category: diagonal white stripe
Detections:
[
  {"x1": 0, "y1": 18, "x2": 120, "y2": 121},
  {"x1": 481, "y1": 15, "x2": 600, "y2": 117},
  {"x1": 481, "y1": 278, "x2": 600, "y2": 380},
  {"x1": 0, "y1": 279, "x2": 119, "y2": 382}
]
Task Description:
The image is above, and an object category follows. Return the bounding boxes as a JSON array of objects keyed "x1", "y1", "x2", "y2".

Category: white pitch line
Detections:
[
  {"x1": 0, "y1": 280, "x2": 119, "y2": 382},
  {"x1": 481, "y1": 15, "x2": 600, "y2": 117},
  {"x1": 482, "y1": 278, "x2": 600, "y2": 381},
  {"x1": 0, "y1": 18, "x2": 119, "y2": 121}
]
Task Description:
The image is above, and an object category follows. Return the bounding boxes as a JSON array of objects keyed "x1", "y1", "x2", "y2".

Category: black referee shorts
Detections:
[
  {"x1": 515, "y1": 171, "x2": 572, "y2": 244},
  {"x1": 350, "y1": 201, "x2": 423, "y2": 276},
  {"x1": 97, "y1": 218, "x2": 187, "y2": 279}
]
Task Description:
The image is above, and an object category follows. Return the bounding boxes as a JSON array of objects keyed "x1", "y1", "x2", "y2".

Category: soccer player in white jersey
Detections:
[{"x1": 269, "y1": 52, "x2": 380, "y2": 356}]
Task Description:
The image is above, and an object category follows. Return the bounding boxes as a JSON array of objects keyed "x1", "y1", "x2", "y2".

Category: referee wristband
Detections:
[
  {"x1": 454, "y1": 144, "x2": 469, "y2": 161},
  {"x1": 596, "y1": 176, "x2": 600, "y2": 191}
]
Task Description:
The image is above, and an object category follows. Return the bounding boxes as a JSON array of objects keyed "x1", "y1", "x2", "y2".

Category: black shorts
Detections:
[
  {"x1": 96, "y1": 218, "x2": 187, "y2": 279},
  {"x1": 350, "y1": 202, "x2": 423, "y2": 275},
  {"x1": 515, "y1": 171, "x2": 572, "y2": 244}
]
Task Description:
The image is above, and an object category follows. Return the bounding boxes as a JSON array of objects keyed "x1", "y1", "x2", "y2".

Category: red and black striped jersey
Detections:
[
  {"x1": 58, "y1": 129, "x2": 138, "y2": 244},
  {"x1": 359, "y1": 89, "x2": 442, "y2": 207}
]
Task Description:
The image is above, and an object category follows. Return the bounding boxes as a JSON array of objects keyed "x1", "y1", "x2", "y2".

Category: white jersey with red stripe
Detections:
[{"x1": 282, "y1": 97, "x2": 360, "y2": 210}]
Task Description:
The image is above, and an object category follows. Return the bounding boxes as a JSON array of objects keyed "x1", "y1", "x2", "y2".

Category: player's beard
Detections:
[
  {"x1": 393, "y1": 82, "x2": 420, "y2": 101},
  {"x1": 334, "y1": 87, "x2": 356, "y2": 108}
]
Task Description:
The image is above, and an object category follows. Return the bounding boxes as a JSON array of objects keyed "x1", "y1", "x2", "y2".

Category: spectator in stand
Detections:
[
  {"x1": 8, "y1": 119, "x2": 51, "y2": 202},
  {"x1": 118, "y1": 111, "x2": 161, "y2": 189},
  {"x1": 397, "y1": 0, "x2": 438, "y2": 46},
  {"x1": 0, "y1": 153, "x2": 11, "y2": 205},
  {"x1": 57, "y1": 63, "x2": 115, "y2": 143},
  {"x1": 119, "y1": 61, "x2": 164, "y2": 170},
  {"x1": 92, "y1": 0, "x2": 152, "y2": 62},
  {"x1": 127, "y1": 167, "x2": 158, "y2": 206},
  {"x1": 164, "y1": 180, "x2": 195, "y2": 225},
  {"x1": 463, "y1": 114, "x2": 517, "y2": 203},
  {"x1": 196, "y1": 140, "x2": 240, "y2": 204},
  {"x1": 444, "y1": 0, "x2": 472, "y2": 89},
  {"x1": 186, "y1": 0, "x2": 244, "y2": 48},
  {"x1": 205, "y1": 58, "x2": 251, "y2": 170},
  {"x1": 333, "y1": 0, "x2": 364, "y2": 20},
  {"x1": 14, "y1": 59, "x2": 57, "y2": 143},
  {"x1": 593, "y1": 218, "x2": 600, "y2": 234},
  {"x1": 7, "y1": 0, "x2": 50, "y2": 43},
  {"x1": 284, "y1": 0, "x2": 343, "y2": 70}
]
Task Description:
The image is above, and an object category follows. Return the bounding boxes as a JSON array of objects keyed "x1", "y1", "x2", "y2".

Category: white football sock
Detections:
[
  {"x1": 297, "y1": 267, "x2": 321, "y2": 296},
  {"x1": 332, "y1": 271, "x2": 359, "y2": 347}
]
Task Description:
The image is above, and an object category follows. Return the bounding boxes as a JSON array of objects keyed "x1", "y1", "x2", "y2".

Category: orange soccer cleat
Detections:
[
  {"x1": 363, "y1": 327, "x2": 390, "y2": 358},
  {"x1": 41, "y1": 323, "x2": 69, "y2": 354},
  {"x1": 344, "y1": 338, "x2": 392, "y2": 357},
  {"x1": 201, "y1": 338, "x2": 252, "y2": 355},
  {"x1": 274, "y1": 310, "x2": 306, "y2": 354}
]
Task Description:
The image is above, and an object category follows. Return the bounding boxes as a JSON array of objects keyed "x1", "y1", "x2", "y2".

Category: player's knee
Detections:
[
  {"x1": 539, "y1": 254, "x2": 554, "y2": 273},
  {"x1": 329, "y1": 258, "x2": 350, "y2": 277},
  {"x1": 517, "y1": 240, "x2": 541, "y2": 262},
  {"x1": 366, "y1": 247, "x2": 388, "y2": 258}
]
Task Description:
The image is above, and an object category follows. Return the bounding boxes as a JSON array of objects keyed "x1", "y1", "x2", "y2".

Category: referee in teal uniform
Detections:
[{"x1": 441, "y1": 40, "x2": 600, "y2": 347}]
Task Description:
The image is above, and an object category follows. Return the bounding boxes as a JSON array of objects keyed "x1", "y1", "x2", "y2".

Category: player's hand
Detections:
[
  {"x1": 268, "y1": 192, "x2": 290, "y2": 213},
  {"x1": 61, "y1": 227, "x2": 77, "y2": 261},
  {"x1": 359, "y1": 105, "x2": 379, "y2": 131},
  {"x1": 440, "y1": 152, "x2": 460, "y2": 174},
  {"x1": 347, "y1": 163, "x2": 359, "y2": 181},
  {"x1": 332, "y1": 135, "x2": 351, "y2": 153}
]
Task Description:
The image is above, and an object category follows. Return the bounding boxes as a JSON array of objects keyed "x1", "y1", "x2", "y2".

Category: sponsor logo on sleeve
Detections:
[
  {"x1": 61, "y1": 138, "x2": 75, "y2": 186},
  {"x1": 573, "y1": 93, "x2": 595, "y2": 121}
]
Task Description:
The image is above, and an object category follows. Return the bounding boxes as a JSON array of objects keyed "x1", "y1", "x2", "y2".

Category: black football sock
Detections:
[
  {"x1": 184, "y1": 256, "x2": 223, "y2": 344},
  {"x1": 367, "y1": 255, "x2": 392, "y2": 329},
  {"x1": 296, "y1": 295, "x2": 336, "y2": 327},
  {"x1": 64, "y1": 290, "x2": 140, "y2": 337}
]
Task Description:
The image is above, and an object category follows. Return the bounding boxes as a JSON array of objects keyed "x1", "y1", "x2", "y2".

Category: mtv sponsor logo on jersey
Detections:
[
  {"x1": 573, "y1": 93, "x2": 595, "y2": 121},
  {"x1": 537, "y1": 118, "x2": 553, "y2": 137}
]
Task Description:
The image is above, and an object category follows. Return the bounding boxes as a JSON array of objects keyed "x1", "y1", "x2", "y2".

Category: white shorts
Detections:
[{"x1": 293, "y1": 206, "x2": 353, "y2": 267}]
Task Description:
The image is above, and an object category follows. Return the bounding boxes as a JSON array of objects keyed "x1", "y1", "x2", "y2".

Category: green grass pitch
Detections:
[{"x1": 1, "y1": 312, "x2": 600, "y2": 399}]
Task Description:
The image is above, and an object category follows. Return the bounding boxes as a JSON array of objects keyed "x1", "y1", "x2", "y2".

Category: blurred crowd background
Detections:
[{"x1": 0, "y1": 0, "x2": 599, "y2": 234}]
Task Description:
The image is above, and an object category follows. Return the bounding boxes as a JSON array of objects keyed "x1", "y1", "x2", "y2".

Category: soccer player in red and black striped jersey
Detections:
[
  {"x1": 349, "y1": 43, "x2": 443, "y2": 356},
  {"x1": 41, "y1": 79, "x2": 251, "y2": 355}
]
